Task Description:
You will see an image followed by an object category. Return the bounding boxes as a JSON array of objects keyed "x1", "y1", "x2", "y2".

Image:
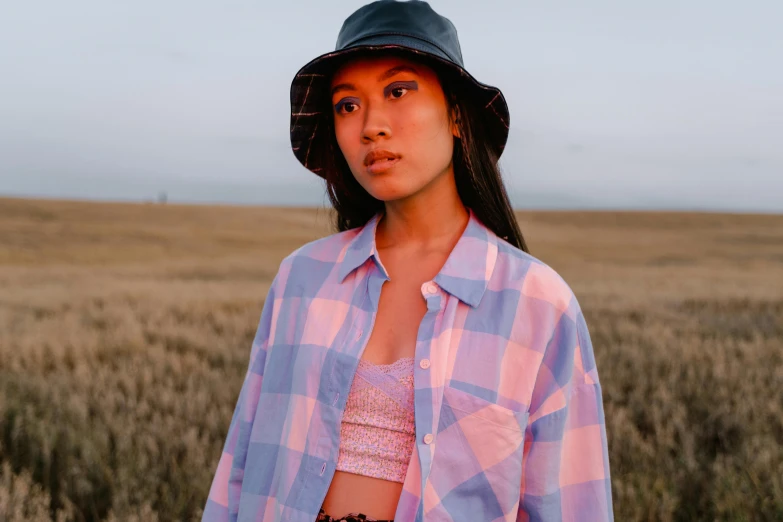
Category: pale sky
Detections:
[{"x1": 1, "y1": 0, "x2": 781, "y2": 212}]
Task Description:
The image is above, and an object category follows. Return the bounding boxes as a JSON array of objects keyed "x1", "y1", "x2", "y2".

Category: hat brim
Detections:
[{"x1": 290, "y1": 40, "x2": 510, "y2": 178}]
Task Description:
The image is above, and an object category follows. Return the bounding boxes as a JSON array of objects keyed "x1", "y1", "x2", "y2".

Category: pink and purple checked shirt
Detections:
[{"x1": 202, "y1": 208, "x2": 614, "y2": 522}]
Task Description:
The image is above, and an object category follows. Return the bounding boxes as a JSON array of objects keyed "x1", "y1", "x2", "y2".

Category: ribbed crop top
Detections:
[{"x1": 335, "y1": 356, "x2": 416, "y2": 483}]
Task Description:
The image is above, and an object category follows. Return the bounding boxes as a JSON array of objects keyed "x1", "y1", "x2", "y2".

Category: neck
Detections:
[{"x1": 376, "y1": 169, "x2": 468, "y2": 250}]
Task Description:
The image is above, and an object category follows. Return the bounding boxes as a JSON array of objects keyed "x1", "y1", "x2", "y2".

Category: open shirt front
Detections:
[{"x1": 203, "y1": 208, "x2": 613, "y2": 522}]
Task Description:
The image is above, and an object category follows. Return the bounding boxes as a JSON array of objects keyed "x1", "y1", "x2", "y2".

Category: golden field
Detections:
[{"x1": 0, "y1": 196, "x2": 781, "y2": 521}]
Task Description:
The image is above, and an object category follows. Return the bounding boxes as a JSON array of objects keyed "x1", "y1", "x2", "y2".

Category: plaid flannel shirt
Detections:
[{"x1": 203, "y1": 208, "x2": 613, "y2": 522}]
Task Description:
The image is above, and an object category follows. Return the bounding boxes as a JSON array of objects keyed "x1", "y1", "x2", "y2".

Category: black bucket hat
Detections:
[{"x1": 289, "y1": 0, "x2": 510, "y2": 178}]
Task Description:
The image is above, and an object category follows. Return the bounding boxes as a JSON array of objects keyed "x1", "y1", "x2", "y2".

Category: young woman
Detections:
[{"x1": 203, "y1": 1, "x2": 613, "y2": 521}]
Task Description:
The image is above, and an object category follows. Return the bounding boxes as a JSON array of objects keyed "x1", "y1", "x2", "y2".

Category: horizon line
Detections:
[{"x1": 2, "y1": 193, "x2": 780, "y2": 217}]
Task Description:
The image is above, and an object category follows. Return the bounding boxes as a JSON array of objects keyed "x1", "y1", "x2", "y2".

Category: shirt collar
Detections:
[{"x1": 337, "y1": 208, "x2": 499, "y2": 308}]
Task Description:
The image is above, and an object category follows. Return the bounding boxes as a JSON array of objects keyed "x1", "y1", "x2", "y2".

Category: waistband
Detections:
[{"x1": 316, "y1": 507, "x2": 393, "y2": 522}]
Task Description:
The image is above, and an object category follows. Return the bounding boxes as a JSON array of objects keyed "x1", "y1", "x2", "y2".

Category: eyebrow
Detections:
[{"x1": 330, "y1": 65, "x2": 419, "y2": 97}]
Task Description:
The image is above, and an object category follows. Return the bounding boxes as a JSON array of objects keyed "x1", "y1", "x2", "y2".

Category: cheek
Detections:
[
  {"x1": 333, "y1": 118, "x2": 362, "y2": 164},
  {"x1": 396, "y1": 105, "x2": 454, "y2": 167}
]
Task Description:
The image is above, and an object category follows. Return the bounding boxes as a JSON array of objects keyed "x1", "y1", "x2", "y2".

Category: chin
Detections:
[
  {"x1": 362, "y1": 177, "x2": 422, "y2": 202},
  {"x1": 365, "y1": 186, "x2": 413, "y2": 202}
]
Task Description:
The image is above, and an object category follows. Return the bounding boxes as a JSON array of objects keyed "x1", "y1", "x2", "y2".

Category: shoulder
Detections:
[
  {"x1": 493, "y1": 238, "x2": 580, "y2": 319},
  {"x1": 284, "y1": 227, "x2": 357, "y2": 264},
  {"x1": 273, "y1": 226, "x2": 360, "y2": 283}
]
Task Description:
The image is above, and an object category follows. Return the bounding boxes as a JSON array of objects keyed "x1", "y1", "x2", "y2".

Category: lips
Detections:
[{"x1": 364, "y1": 149, "x2": 401, "y2": 167}]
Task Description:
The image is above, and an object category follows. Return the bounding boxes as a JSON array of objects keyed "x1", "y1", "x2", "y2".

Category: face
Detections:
[{"x1": 329, "y1": 54, "x2": 460, "y2": 202}]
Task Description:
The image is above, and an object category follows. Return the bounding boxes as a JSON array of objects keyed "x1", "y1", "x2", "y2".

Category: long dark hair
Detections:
[{"x1": 321, "y1": 51, "x2": 529, "y2": 253}]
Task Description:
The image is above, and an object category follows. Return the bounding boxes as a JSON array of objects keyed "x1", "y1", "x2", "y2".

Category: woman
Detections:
[{"x1": 203, "y1": 1, "x2": 613, "y2": 521}]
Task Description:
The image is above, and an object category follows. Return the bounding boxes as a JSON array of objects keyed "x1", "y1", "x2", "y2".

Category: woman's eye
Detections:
[
  {"x1": 389, "y1": 87, "x2": 408, "y2": 99},
  {"x1": 386, "y1": 81, "x2": 417, "y2": 100},
  {"x1": 335, "y1": 100, "x2": 359, "y2": 114}
]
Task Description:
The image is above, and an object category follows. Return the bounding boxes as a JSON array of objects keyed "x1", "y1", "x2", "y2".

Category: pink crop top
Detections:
[{"x1": 335, "y1": 356, "x2": 416, "y2": 483}]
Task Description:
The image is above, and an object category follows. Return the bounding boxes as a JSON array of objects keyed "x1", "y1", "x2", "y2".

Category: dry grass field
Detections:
[{"x1": 0, "y1": 196, "x2": 781, "y2": 521}]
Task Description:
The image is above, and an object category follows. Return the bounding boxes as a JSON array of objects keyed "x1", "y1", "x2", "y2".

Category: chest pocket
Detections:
[{"x1": 425, "y1": 386, "x2": 529, "y2": 520}]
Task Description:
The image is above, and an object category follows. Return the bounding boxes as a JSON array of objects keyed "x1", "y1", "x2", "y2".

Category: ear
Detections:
[{"x1": 450, "y1": 105, "x2": 462, "y2": 139}]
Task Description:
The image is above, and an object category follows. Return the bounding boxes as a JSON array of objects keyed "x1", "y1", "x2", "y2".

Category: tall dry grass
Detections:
[{"x1": 0, "y1": 197, "x2": 781, "y2": 521}]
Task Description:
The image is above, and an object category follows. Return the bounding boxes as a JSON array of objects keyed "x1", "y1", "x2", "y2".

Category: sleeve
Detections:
[
  {"x1": 202, "y1": 272, "x2": 279, "y2": 522},
  {"x1": 517, "y1": 297, "x2": 614, "y2": 522}
]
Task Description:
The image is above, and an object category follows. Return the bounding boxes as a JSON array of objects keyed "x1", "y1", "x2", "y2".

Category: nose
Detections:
[{"x1": 361, "y1": 102, "x2": 392, "y2": 142}]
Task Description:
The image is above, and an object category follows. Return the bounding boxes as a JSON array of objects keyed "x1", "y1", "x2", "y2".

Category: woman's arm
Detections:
[
  {"x1": 202, "y1": 273, "x2": 279, "y2": 522},
  {"x1": 518, "y1": 298, "x2": 614, "y2": 521}
]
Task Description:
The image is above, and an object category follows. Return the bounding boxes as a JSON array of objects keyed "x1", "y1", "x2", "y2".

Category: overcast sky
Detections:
[{"x1": 1, "y1": 0, "x2": 781, "y2": 212}]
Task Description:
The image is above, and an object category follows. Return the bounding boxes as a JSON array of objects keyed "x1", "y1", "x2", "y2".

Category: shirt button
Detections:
[
  {"x1": 419, "y1": 358, "x2": 430, "y2": 369},
  {"x1": 423, "y1": 433, "x2": 434, "y2": 444},
  {"x1": 425, "y1": 283, "x2": 437, "y2": 295}
]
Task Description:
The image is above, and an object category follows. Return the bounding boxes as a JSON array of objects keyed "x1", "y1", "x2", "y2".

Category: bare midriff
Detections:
[{"x1": 321, "y1": 470, "x2": 403, "y2": 520}]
